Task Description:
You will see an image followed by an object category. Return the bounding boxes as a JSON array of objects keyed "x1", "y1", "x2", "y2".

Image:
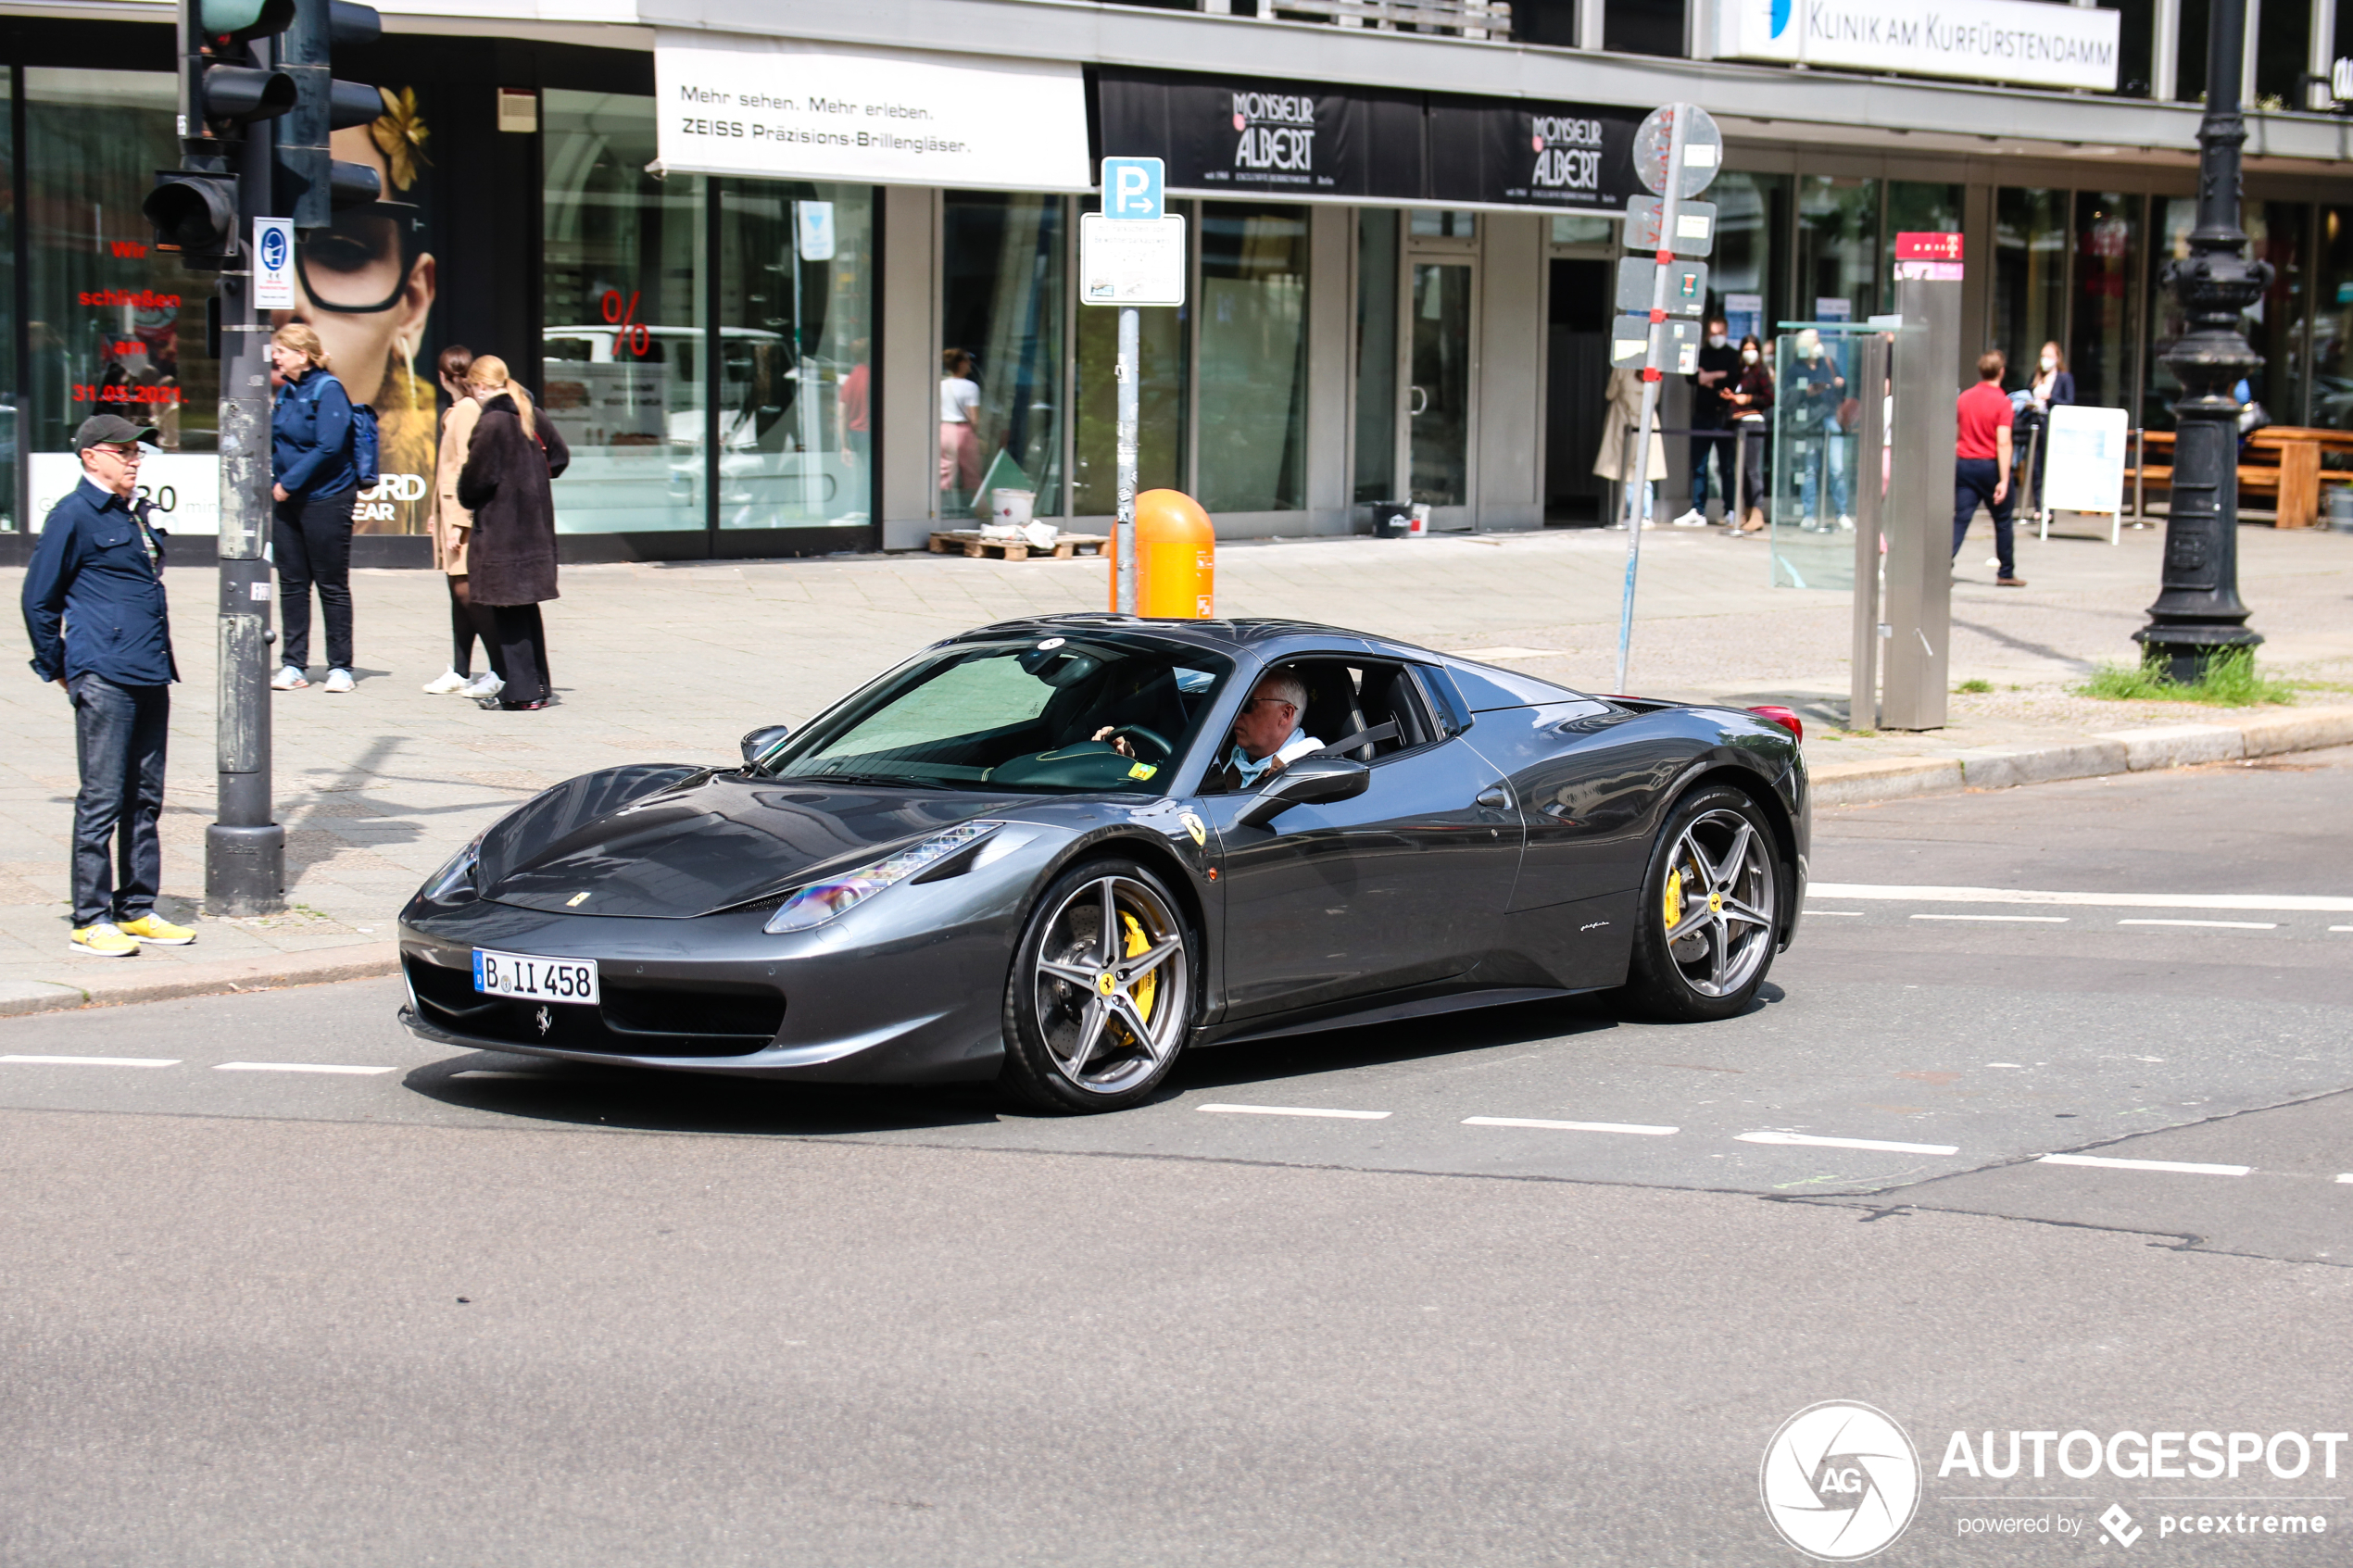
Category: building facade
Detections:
[{"x1": 5, "y1": 0, "x2": 2353, "y2": 562}]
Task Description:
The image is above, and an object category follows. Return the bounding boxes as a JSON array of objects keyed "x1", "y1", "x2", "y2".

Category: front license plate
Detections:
[{"x1": 472, "y1": 948, "x2": 599, "y2": 1006}]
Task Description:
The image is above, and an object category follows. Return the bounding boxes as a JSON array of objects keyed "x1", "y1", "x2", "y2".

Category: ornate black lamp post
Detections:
[{"x1": 2135, "y1": 0, "x2": 2269, "y2": 682}]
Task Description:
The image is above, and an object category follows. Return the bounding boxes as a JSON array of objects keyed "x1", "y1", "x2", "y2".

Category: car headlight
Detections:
[
  {"x1": 764, "y1": 821, "x2": 1003, "y2": 935},
  {"x1": 422, "y1": 832, "x2": 486, "y2": 903}
]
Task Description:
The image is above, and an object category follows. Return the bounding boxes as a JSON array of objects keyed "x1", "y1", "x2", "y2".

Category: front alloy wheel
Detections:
[
  {"x1": 1623, "y1": 784, "x2": 1784, "y2": 1022},
  {"x1": 1001, "y1": 859, "x2": 1192, "y2": 1112}
]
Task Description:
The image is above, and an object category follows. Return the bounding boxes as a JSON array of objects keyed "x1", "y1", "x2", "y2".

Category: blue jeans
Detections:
[
  {"x1": 69, "y1": 673, "x2": 170, "y2": 927},
  {"x1": 1953, "y1": 457, "x2": 2017, "y2": 578},
  {"x1": 1690, "y1": 430, "x2": 1735, "y2": 511}
]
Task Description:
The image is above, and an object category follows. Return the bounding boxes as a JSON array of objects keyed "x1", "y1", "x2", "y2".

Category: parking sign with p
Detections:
[{"x1": 1102, "y1": 157, "x2": 1164, "y2": 220}]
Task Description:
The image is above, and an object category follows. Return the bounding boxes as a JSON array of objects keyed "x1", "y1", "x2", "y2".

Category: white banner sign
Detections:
[
  {"x1": 2042, "y1": 404, "x2": 2130, "y2": 514},
  {"x1": 30, "y1": 453, "x2": 221, "y2": 536},
  {"x1": 654, "y1": 36, "x2": 1090, "y2": 192},
  {"x1": 1717, "y1": 0, "x2": 2120, "y2": 92}
]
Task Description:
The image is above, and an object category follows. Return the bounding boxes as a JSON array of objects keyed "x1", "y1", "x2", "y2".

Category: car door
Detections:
[{"x1": 1197, "y1": 659, "x2": 1524, "y2": 1022}]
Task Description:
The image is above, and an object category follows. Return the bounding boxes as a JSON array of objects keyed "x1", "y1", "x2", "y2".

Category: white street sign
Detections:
[
  {"x1": 254, "y1": 218, "x2": 296, "y2": 311},
  {"x1": 1080, "y1": 213, "x2": 1186, "y2": 307}
]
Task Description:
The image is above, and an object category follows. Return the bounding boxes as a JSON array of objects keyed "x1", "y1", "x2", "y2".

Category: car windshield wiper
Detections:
[{"x1": 792, "y1": 770, "x2": 920, "y2": 788}]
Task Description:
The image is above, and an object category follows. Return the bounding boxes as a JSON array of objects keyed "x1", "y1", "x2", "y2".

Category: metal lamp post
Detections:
[{"x1": 2135, "y1": 0, "x2": 2268, "y2": 681}]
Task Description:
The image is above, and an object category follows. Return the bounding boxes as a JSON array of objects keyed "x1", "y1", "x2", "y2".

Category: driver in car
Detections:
[{"x1": 1198, "y1": 670, "x2": 1322, "y2": 793}]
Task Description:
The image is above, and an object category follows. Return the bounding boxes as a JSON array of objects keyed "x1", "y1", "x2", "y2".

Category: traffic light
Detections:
[
  {"x1": 275, "y1": 0, "x2": 385, "y2": 231},
  {"x1": 145, "y1": 0, "x2": 301, "y2": 268}
]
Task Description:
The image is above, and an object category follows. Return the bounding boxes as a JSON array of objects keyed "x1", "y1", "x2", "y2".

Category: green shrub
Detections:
[
  {"x1": 2077, "y1": 647, "x2": 2295, "y2": 707},
  {"x1": 1954, "y1": 678, "x2": 1993, "y2": 695}
]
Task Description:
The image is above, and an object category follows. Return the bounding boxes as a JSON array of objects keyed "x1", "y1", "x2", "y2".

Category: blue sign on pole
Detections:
[{"x1": 1101, "y1": 157, "x2": 1164, "y2": 220}]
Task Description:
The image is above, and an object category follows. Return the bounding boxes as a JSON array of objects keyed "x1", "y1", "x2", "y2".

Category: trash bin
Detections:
[
  {"x1": 2329, "y1": 485, "x2": 2353, "y2": 533},
  {"x1": 1108, "y1": 489, "x2": 1216, "y2": 617},
  {"x1": 1370, "y1": 501, "x2": 1413, "y2": 538}
]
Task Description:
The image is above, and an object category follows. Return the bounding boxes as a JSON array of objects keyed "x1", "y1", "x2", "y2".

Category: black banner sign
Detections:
[
  {"x1": 1428, "y1": 95, "x2": 1640, "y2": 211},
  {"x1": 1097, "y1": 69, "x2": 1420, "y2": 202},
  {"x1": 1096, "y1": 69, "x2": 1639, "y2": 210}
]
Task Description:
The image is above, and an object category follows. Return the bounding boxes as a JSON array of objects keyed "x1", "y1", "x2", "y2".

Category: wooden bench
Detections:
[{"x1": 2127, "y1": 426, "x2": 2353, "y2": 528}]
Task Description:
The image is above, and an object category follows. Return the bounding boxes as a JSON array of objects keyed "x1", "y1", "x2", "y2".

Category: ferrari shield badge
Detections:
[{"x1": 1177, "y1": 810, "x2": 1207, "y2": 847}]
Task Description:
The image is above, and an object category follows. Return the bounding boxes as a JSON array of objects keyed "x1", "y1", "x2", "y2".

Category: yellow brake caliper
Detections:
[
  {"x1": 1663, "y1": 865, "x2": 1684, "y2": 932},
  {"x1": 1120, "y1": 911, "x2": 1157, "y2": 1040}
]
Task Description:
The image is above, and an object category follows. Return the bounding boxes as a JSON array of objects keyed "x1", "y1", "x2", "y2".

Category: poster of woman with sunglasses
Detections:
[{"x1": 271, "y1": 87, "x2": 437, "y2": 535}]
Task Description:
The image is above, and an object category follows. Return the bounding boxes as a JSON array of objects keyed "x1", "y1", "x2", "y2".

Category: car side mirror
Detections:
[
  {"x1": 1233, "y1": 755, "x2": 1369, "y2": 831},
  {"x1": 740, "y1": 724, "x2": 791, "y2": 771}
]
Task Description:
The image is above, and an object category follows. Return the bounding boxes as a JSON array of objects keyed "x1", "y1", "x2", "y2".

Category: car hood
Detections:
[{"x1": 480, "y1": 768, "x2": 1029, "y2": 919}]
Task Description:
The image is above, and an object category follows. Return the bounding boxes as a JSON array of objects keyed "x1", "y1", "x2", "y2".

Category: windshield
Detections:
[{"x1": 763, "y1": 634, "x2": 1237, "y2": 795}]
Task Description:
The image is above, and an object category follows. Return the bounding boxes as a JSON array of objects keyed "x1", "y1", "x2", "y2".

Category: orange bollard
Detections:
[{"x1": 1107, "y1": 489, "x2": 1216, "y2": 618}]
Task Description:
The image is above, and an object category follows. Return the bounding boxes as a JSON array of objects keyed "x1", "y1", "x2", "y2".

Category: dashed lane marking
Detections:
[
  {"x1": 1463, "y1": 1116, "x2": 1679, "y2": 1136},
  {"x1": 1736, "y1": 1130, "x2": 1961, "y2": 1156},
  {"x1": 214, "y1": 1061, "x2": 396, "y2": 1075},
  {"x1": 1197, "y1": 1103, "x2": 1391, "y2": 1121},
  {"x1": 2337, "y1": 1174, "x2": 2353, "y2": 1185},
  {"x1": 1809, "y1": 910, "x2": 1864, "y2": 917},
  {"x1": 1910, "y1": 913, "x2": 2069, "y2": 923},
  {"x1": 1808, "y1": 883, "x2": 2353, "y2": 913},
  {"x1": 0, "y1": 1054, "x2": 180, "y2": 1068},
  {"x1": 2116, "y1": 919, "x2": 2278, "y2": 930},
  {"x1": 2038, "y1": 1153, "x2": 2250, "y2": 1177}
]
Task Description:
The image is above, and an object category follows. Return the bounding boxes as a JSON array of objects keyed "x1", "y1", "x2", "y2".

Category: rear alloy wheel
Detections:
[
  {"x1": 1000, "y1": 858, "x2": 1193, "y2": 1113},
  {"x1": 1621, "y1": 784, "x2": 1784, "y2": 1022}
]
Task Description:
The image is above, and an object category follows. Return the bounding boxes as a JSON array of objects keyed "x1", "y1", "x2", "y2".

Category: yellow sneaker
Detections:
[
  {"x1": 69, "y1": 922, "x2": 140, "y2": 957},
  {"x1": 119, "y1": 914, "x2": 196, "y2": 947}
]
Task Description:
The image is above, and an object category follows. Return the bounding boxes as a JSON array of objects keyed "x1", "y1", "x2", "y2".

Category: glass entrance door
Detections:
[{"x1": 1405, "y1": 258, "x2": 1477, "y2": 523}]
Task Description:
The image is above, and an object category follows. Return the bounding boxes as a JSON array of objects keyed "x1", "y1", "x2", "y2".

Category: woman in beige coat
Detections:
[
  {"x1": 422, "y1": 345, "x2": 499, "y2": 697},
  {"x1": 1592, "y1": 364, "x2": 1669, "y2": 529}
]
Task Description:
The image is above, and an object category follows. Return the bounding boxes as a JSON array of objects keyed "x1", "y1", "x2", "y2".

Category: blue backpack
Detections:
[{"x1": 349, "y1": 401, "x2": 381, "y2": 488}]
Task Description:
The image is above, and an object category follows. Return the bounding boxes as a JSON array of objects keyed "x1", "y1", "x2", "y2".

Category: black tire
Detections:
[
  {"x1": 1000, "y1": 857, "x2": 1196, "y2": 1114},
  {"x1": 1619, "y1": 783, "x2": 1786, "y2": 1022}
]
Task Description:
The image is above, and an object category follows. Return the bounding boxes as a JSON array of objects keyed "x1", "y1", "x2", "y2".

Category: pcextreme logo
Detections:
[{"x1": 1761, "y1": 1401, "x2": 1922, "y2": 1561}]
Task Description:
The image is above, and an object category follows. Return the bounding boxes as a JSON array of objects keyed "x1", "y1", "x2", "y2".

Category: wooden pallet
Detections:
[{"x1": 927, "y1": 530, "x2": 1108, "y2": 561}]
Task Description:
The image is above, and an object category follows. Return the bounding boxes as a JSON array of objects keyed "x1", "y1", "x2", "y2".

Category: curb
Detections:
[
  {"x1": 0, "y1": 941, "x2": 401, "y2": 1022},
  {"x1": 1811, "y1": 705, "x2": 2353, "y2": 809}
]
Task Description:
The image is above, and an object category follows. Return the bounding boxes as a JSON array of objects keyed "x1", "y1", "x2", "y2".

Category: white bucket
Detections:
[{"x1": 988, "y1": 489, "x2": 1036, "y2": 528}]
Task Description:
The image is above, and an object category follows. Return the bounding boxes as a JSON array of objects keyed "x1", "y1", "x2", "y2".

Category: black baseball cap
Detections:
[{"x1": 73, "y1": 413, "x2": 158, "y2": 449}]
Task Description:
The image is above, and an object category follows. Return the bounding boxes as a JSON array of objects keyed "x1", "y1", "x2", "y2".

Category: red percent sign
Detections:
[{"x1": 600, "y1": 289, "x2": 652, "y2": 357}]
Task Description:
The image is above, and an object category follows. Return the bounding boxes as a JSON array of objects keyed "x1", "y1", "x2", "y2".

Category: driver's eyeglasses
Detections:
[
  {"x1": 295, "y1": 201, "x2": 422, "y2": 314},
  {"x1": 1241, "y1": 696, "x2": 1295, "y2": 712}
]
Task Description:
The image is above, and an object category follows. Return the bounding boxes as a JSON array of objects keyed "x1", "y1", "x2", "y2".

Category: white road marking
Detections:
[
  {"x1": 1197, "y1": 1103, "x2": 1390, "y2": 1121},
  {"x1": 2116, "y1": 919, "x2": 2278, "y2": 930},
  {"x1": 1736, "y1": 1130, "x2": 1960, "y2": 1156},
  {"x1": 0, "y1": 1054, "x2": 179, "y2": 1068},
  {"x1": 1809, "y1": 909, "x2": 1865, "y2": 917},
  {"x1": 2037, "y1": 1153, "x2": 2250, "y2": 1176},
  {"x1": 1464, "y1": 1116, "x2": 1679, "y2": 1136},
  {"x1": 2336, "y1": 1174, "x2": 2353, "y2": 1185},
  {"x1": 1909, "y1": 913, "x2": 2069, "y2": 922},
  {"x1": 213, "y1": 1061, "x2": 396, "y2": 1075},
  {"x1": 1808, "y1": 883, "x2": 2353, "y2": 913}
]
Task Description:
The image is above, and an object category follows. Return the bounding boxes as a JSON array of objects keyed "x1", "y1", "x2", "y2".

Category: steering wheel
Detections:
[{"x1": 1099, "y1": 724, "x2": 1173, "y2": 762}]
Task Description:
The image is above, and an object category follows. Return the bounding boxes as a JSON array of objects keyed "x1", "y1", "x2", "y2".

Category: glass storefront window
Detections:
[
  {"x1": 941, "y1": 192, "x2": 1063, "y2": 520},
  {"x1": 23, "y1": 69, "x2": 219, "y2": 535},
  {"x1": 2313, "y1": 206, "x2": 2353, "y2": 431},
  {"x1": 1075, "y1": 199, "x2": 1186, "y2": 519},
  {"x1": 1797, "y1": 176, "x2": 1880, "y2": 325},
  {"x1": 1996, "y1": 188, "x2": 2070, "y2": 395},
  {"x1": 715, "y1": 181, "x2": 873, "y2": 530},
  {"x1": 1710, "y1": 170, "x2": 1790, "y2": 343},
  {"x1": 1198, "y1": 203, "x2": 1311, "y2": 513},
  {"x1": 2097, "y1": 0, "x2": 2158, "y2": 97},
  {"x1": 2070, "y1": 192, "x2": 2142, "y2": 415},
  {"x1": 2146, "y1": 197, "x2": 2303, "y2": 431},
  {"x1": 1410, "y1": 210, "x2": 1477, "y2": 240},
  {"x1": 1548, "y1": 215, "x2": 1614, "y2": 246},
  {"x1": 1, "y1": 67, "x2": 14, "y2": 533},
  {"x1": 542, "y1": 90, "x2": 705, "y2": 533},
  {"x1": 1353, "y1": 209, "x2": 1399, "y2": 505}
]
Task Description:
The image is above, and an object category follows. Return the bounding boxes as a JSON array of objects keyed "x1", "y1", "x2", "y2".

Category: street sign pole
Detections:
[
  {"x1": 1616, "y1": 103, "x2": 1716, "y2": 695},
  {"x1": 1116, "y1": 306, "x2": 1139, "y2": 616}
]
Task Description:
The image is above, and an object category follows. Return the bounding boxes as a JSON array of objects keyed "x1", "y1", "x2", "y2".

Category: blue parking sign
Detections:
[{"x1": 1101, "y1": 157, "x2": 1164, "y2": 220}]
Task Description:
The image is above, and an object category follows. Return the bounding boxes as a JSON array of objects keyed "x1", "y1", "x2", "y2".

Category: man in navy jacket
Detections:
[{"x1": 20, "y1": 414, "x2": 197, "y2": 957}]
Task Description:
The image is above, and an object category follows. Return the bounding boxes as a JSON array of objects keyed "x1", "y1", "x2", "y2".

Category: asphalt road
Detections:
[{"x1": 3, "y1": 751, "x2": 2351, "y2": 1565}]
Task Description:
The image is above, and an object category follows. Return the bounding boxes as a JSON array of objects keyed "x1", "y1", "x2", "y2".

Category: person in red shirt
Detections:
[{"x1": 1954, "y1": 350, "x2": 2024, "y2": 586}]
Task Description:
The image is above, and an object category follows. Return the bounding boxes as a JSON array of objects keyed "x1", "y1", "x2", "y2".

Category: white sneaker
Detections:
[
  {"x1": 271, "y1": 665, "x2": 308, "y2": 691},
  {"x1": 459, "y1": 671, "x2": 504, "y2": 700},
  {"x1": 1670, "y1": 508, "x2": 1708, "y2": 528},
  {"x1": 323, "y1": 668, "x2": 355, "y2": 694},
  {"x1": 422, "y1": 670, "x2": 470, "y2": 695}
]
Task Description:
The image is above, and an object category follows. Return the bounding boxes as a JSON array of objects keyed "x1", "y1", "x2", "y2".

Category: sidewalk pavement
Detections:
[{"x1": 1, "y1": 517, "x2": 2347, "y2": 1013}]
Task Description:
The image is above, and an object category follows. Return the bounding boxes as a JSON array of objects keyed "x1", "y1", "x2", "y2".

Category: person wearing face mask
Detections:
[
  {"x1": 1786, "y1": 329, "x2": 1846, "y2": 530},
  {"x1": 1724, "y1": 335, "x2": 1775, "y2": 533},
  {"x1": 2020, "y1": 341, "x2": 2074, "y2": 521},
  {"x1": 1676, "y1": 317, "x2": 1742, "y2": 527}
]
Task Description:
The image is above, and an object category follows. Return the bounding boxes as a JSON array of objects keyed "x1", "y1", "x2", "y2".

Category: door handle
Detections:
[
  {"x1": 1475, "y1": 784, "x2": 1510, "y2": 810},
  {"x1": 1408, "y1": 385, "x2": 1429, "y2": 417}
]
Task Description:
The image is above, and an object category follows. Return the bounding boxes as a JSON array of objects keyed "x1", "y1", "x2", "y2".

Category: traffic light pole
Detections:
[{"x1": 205, "y1": 108, "x2": 283, "y2": 914}]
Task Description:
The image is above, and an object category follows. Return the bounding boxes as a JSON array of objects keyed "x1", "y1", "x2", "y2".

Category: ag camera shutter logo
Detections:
[{"x1": 1760, "y1": 1401, "x2": 1921, "y2": 1561}]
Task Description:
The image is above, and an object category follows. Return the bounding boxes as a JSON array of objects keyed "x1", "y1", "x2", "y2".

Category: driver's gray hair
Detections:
[{"x1": 1255, "y1": 669, "x2": 1308, "y2": 714}]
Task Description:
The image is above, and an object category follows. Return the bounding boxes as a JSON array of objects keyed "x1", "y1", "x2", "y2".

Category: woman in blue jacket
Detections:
[{"x1": 269, "y1": 321, "x2": 361, "y2": 693}]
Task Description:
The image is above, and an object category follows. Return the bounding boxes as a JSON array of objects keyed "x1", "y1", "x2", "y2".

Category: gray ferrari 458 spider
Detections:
[{"x1": 398, "y1": 615, "x2": 1808, "y2": 1112}]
